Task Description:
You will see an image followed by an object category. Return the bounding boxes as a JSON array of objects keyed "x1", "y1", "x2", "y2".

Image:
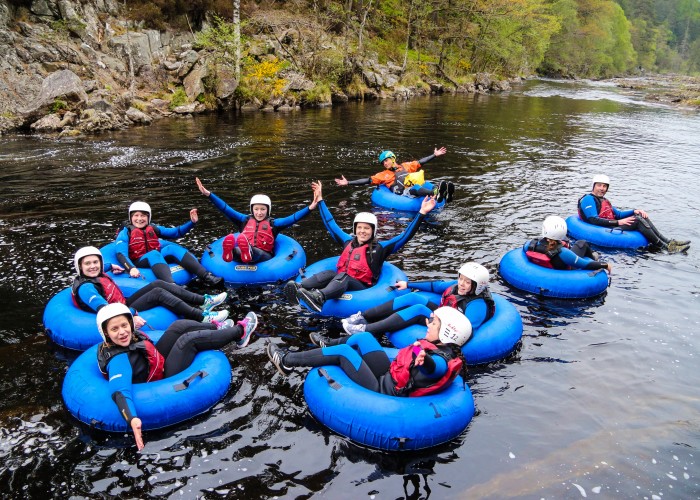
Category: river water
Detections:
[{"x1": 1, "y1": 79, "x2": 699, "y2": 498}]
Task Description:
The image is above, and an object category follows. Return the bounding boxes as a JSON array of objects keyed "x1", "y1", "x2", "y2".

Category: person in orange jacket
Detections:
[{"x1": 335, "y1": 147, "x2": 454, "y2": 202}]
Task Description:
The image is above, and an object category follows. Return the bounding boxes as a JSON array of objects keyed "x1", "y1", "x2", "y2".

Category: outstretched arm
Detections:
[{"x1": 314, "y1": 181, "x2": 353, "y2": 245}]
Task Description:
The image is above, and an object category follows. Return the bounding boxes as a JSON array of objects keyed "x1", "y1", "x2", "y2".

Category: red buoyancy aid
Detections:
[
  {"x1": 71, "y1": 275, "x2": 127, "y2": 310},
  {"x1": 97, "y1": 331, "x2": 165, "y2": 382},
  {"x1": 598, "y1": 198, "x2": 615, "y2": 219},
  {"x1": 241, "y1": 217, "x2": 275, "y2": 253},
  {"x1": 440, "y1": 285, "x2": 470, "y2": 311},
  {"x1": 390, "y1": 339, "x2": 462, "y2": 397},
  {"x1": 578, "y1": 195, "x2": 615, "y2": 221},
  {"x1": 525, "y1": 238, "x2": 571, "y2": 270},
  {"x1": 128, "y1": 224, "x2": 161, "y2": 260},
  {"x1": 336, "y1": 242, "x2": 374, "y2": 286}
]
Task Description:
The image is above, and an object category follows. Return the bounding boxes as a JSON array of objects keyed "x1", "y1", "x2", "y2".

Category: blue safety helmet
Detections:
[{"x1": 378, "y1": 151, "x2": 396, "y2": 164}]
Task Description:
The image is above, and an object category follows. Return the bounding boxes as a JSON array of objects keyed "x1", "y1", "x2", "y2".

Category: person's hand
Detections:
[
  {"x1": 133, "y1": 315, "x2": 147, "y2": 329},
  {"x1": 605, "y1": 262, "x2": 612, "y2": 274},
  {"x1": 110, "y1": 264, "x2": 125, "y2": 274},
  {"x1": 129, "y1": 267, "x2": 141, "y2": 278},
  {"x1": 419, "y1": 195, "x2": 437, "y2": 214},
  {"x1": 190, "y1": 208, "x2": 198, "y2": 223},
  {"x1": 195, "y1": 177, "x2": 210, "y2": 197},
  {"x1": 618, "y1": 215, "x2": 636, "y2": 227},
  {"x1": 312, "y1": 180, "x2": 323, "y2": 202},
  {"x1": 414, "y1": 349, "x2": 427, "y2": 366},
  {"x1": 434, "y1": 146, "x2": 447, "y2": 157},
  {"x1": 131, "y1": 418, "x2": 144, "y2": 451},
  {"x1": 395, "y1": 280, "x2": 408, "y2": 290},
  {"x1": 335, "y1": 175, "x2": 348, "y2": 186},
  {"x1": 634, "y1": 209, "x2": 648, "y2": 218}
]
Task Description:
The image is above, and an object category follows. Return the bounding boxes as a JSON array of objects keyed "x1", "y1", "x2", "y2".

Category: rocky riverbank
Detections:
[
  {"x1": 0, "y1": 0, "x2": 519, "y2": 137},
  {"x1": 612, "y1": 74, "x2": 700, "y2": 108}
]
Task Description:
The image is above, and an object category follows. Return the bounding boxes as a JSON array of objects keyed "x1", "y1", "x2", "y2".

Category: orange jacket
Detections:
[{"x1": 370, "y1": 160, "x2": 421, "y2": 188}]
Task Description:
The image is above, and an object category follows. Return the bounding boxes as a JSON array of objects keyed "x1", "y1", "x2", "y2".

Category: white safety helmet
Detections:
[
  {"x1": 353, "y1": 212, "x2": 378, "y2": 238},
  {"x1": 96, "y1": 303, "x2": 133, "y2": 342},
  {"x1": 542, "y1": 215, "x2": 568, "y2": 241},
  {"x1": 457, "y1": 262, "x2": 490, "y2": 295},
  {"x1": 592, "y1": 174, "x2": 610, "y2": 187},
  {"x1": 128, "y1": 201, "x2": 152, "y2": 223},
  {"x1": 250, "y1": 194, "x2": 272, "y2": 216},
  {"x1": 434, "y1": 307, "x2": 472, "y2": 346},
  {"x1": 74, "y1": 246, "x2": 103, "y2": 276}
]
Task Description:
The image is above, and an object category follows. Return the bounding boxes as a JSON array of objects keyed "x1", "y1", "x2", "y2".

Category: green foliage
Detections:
[
  {"x1": 49, "y1": 99, "x2": 67, "y2": 114},
  {"x1": 169, "y1": 87, "x2": 188, "y2": 109},
  {"x1": 301, "y1": 82, "x2": 332, "y2": 105},
  {"x1": 194, "y1": 15, "x2": 245, "y2": 65},
  {"x1": 236, "y1": 57, "x2": 287, "y2": 104}
]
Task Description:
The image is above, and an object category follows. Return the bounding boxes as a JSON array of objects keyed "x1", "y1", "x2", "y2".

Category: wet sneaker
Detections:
[
  {"x1": 669, "y1": 239, "x2": 691, "y2": 247},
  {"x1": 345, "y1": 311, "x2": 367, "y2": 326},
  {"x1": 266, "y1": 342, "x2": 293, "y2": 376},
  {"x1": 222, "y1": 234, "x2": 235, "y2": 263},
  {"x1": 203, "y1": 309, "x2": 229, "y2": 323},
  {"x1": 212, "y1": 319, "x2": 235, "y2": 330},
  {"x1": 283, "y1": 280, "x2": 301, "y2": 305},
  {"x1": 236, "y1": 312, "x2": 258, "y2": 348},
  {"x1": 200, "y1": 292, "x2": 228, "y2": 311},
  {"x1": 342, "y1": 322, "x2": 366, "y2": 335},
  {"x1": 436, "y1": 180, "x2": 448, "y2": 203},
  {"x1": 445, "y1": 181, "x2": 455, "y2": 202},
  {"x1": 237, "y1": 233, "x2": 252, "y2": 263},
  {"x1": 203, "y1": 272, "x2": 223, "y2": 287},
  {"x1": 309, "y1": 332, "x2": 330, "y2": 347},
  {"x1": 298, "y1": 288, "x2": 325, "y2": 313}
]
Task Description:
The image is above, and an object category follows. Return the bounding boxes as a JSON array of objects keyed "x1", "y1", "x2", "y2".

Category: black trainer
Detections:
[
  {"x1": 283, "y1": 280, "x2": 301, "y2": 305},
  {"x1": 309, "y1": 332, "x2": 330, "y2": 347},
  {"x1": 436, "y1": 180, "x2": 448, "y2": 203},
  {"x1": 298, "y1": 288, "x2": 325, "y2": 313},
  {"x1": 445, "y1": 182, "x2": 455, "y2": 202},
  {"x1": 202, "y1": 272, "x2": 223, "y2": 287},
  {"x1": 266, "y1": 343, "x2": 293, "y2": 376}
]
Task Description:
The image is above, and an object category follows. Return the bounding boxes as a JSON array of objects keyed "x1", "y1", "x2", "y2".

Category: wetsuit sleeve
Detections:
[
  {"x1": 115, "y1": 227, "x2": 136, "y2": 269},
  {"x1": 318, "y1": 200, "x2": 353, "y2": 245},
  {"x1": 579, "y1": 194, "x2": 618, "y2": 227},
  {"x1": 107, "y1": 353, "x2": 138, "y2": 423},
  {"x1": 156, "y1": 221, "x2": 194, "y2": 239},
  {"x1": 347, "y1": 178, "x2": 372, "y2": 186},
  {"x1": 410, "y1": 280, "x2": 455, "y2": 294},
  {"x1": 464, "y1": 299, "x2": 488, "y2": 330},
  {"x1": 379, "y1": 212, "x2": 426, "y2": 255},
  {"x1": 273, "y1": 206, "x2": 311, "y2": 229},
  {"x1": 417, "y1": 154, "x2": 436, "y2": 165},
  {"x1": 77, "y1": 282, "x2": 109, "y2": 313},
  {"x1": 208, "y1": 192, "x2": 248, "y2": 225},
  {"x1": 416, "y1": 352, "x2": 447, "y2": 379},
  {"x1": 613, "y1": 207, "x2": 634, "y2": 219}
]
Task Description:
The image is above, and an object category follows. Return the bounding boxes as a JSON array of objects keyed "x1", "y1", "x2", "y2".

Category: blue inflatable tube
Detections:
[
  {"x1": 303, "y1": 348, "x2": 474, "y2": 451},
  {"x1": 200, "y1": 234, "x2": 306, "y2": 286},
  {"x1": 100, "y1": 241, "x2": 195, "y2": 286},
  {"x1": 387, "y1": 293, "x2": 522, "y2": 365},
  {"x1": 499, "y1": 247, "x2": 609, "y2": 299},
  {"x1": 296, "y1": 257, "x2": 408, "y2": 317},
  {"x1": 62, "y1": 331, "x2": 232, "y2": 432},
  {"x1": 371, "y1": 185, "x2": 446, "y2": 212},
  {"x1": 43, "y1": 287, "x2": 178, "y2": 351},
  {"x1": 566, "y1": 215, "x2": 647, "y2": 249}
]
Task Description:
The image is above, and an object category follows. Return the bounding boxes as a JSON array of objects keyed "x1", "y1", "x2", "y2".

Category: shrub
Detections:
[{"x1": 169, "y1": 87, "x2": 188, "y2": 109}]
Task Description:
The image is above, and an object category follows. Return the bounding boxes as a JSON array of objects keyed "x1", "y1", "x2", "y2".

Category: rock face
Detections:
[{"x1": 0, "y1": 0, "x2": 516, "y2": 135}]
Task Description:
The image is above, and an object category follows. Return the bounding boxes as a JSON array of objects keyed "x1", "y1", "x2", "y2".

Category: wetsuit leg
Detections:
[
  {"x1": 570, "y1": 240, "x2": 595, "y2": 258},
  {"x1": 283, "y1": 343, "x2": 382, "y2": 392},
  {"x1": 345, "y1": 332, "x2": 392, "y2": 377},
  {"x1": 619, "y1": 216, "x2": 668, "y2": 247},
  {"x1": 135, "y1": 251, "x2": 174, "y2": 283},
  {"x1": 318, "y1": 273, "x2": 366, "y2": 300},
  {"x1": 177, "y1": 251, "x2": 212, "y2": 280},
  {"x1": 156, "y1": 319, "x2": 243, "y2": 377},
  {"x1": 408, "y1": 186, "x2": 434, "y2": 197},
  {"x1": 250, "y1": 247, "x2": 273, "y2": 263},
  {"x1": 362, "y1": 293, "x2": 433, "y2": 322},
  {"x1": 300, "y1": 270, "x2": 336, "y2": 290},
  {"x1": 127, "y1": 286, "x2": 204, "y2": 321},
  {"x1": 365, "y1": 304, "x2": 433, "y2": 337}
]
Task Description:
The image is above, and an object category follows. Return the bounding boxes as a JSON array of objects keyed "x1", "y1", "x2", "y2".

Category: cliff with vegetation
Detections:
[{"x1": 1, "y1": 0, "x2": 699, "y2": 136}]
